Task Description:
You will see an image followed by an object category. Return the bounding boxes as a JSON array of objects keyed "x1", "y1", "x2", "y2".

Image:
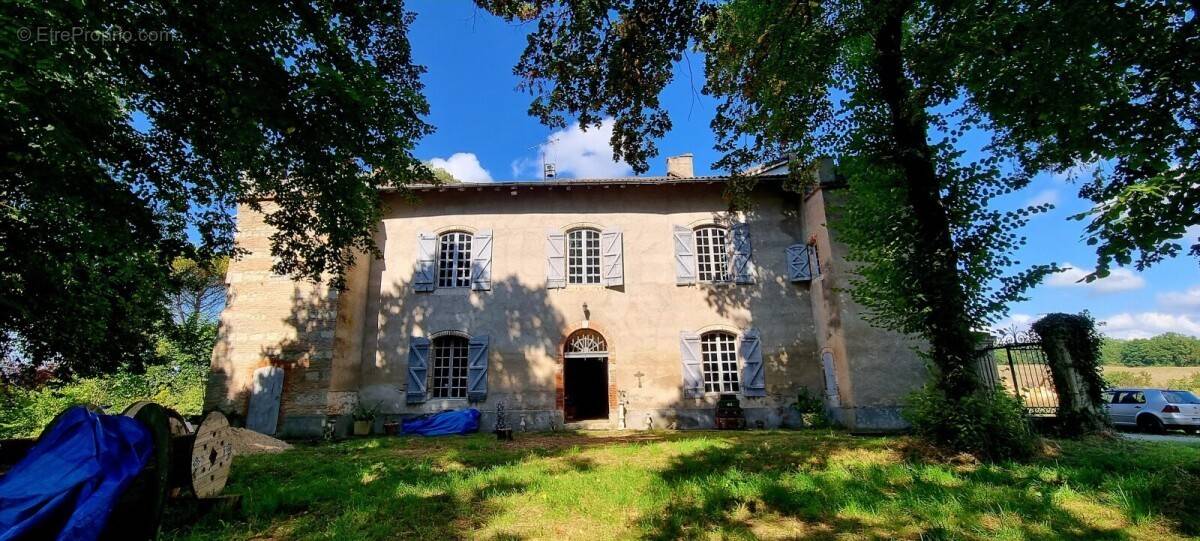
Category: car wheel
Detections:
[{"x1": 1137, "y1": 414, "x2": 1166, "y2": 435}]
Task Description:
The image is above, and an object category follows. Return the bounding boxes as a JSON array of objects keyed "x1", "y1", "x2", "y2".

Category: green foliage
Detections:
[
  {"x1": 1100, "y1": 338, "x2": 1126, "y2": 365},
  {"x1": 1111, "y1": 333, "x2": 1200, "y2": 367},
  {"x1": 427, "y1": 166, "x2": 462, "y2": 184},
  {"x1": 1032, "y1": 313, "x2": 1107, "y2": 435},
  {"x1": 943, "y1": 2, "x2": 1200, "y2": 276},
  {"x1": 3, "y1": 1, "x2": 432, "y2": 378},
  {"x1": 903, "y1": 385, "x2": 1038, "y2": 461},
  {"x1": 0, "y1": 362, "x2": 207, "y2": 439},
  {"x1": 1105, "y1": 370, "x2": 1153, "y2": 388},
  {"x1": 1165, "y1": 372, "x2": 1200, "y2": 394},
  {"x1": 0, "y1": 318, "x2": 215, "y2": 438},
  {"x1": 790, "y1": 387, "x2": 824, "y2": 414},
  {"x1": 351, "y1": 400, "x2": 382, "y2": 421}
]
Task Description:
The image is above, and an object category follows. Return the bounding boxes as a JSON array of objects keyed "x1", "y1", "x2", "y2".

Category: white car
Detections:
[{"x1": 1103, "y1": 388, "x2": 1200, "y2": 434}]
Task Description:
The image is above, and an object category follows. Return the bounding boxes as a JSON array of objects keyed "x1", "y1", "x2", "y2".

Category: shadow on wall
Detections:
[
  {"x1": 204, "y1": 281, "x2": 339, "y2": 422},
  {"x1": 358, "y1": 263, "x2": 571, "y2": 414},
  {"x1": 693, "y1": 204, "x2": 824, "y2": 416}
]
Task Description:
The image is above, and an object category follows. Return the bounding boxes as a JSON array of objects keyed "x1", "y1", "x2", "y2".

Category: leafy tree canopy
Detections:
[
  {"x1": 2, "y1": 1, "x2": 432, "y2": 378},
  {"x1": 479, "y1": 0, "x2": 1196, "y2": 452},
  {"x1": 1102, "y1": 333, "x2": 1200, "y2": 367}
]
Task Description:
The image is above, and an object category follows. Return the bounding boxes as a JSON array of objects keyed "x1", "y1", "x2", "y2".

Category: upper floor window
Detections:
[
  {"x1": 437, "y1": 231, "x2": 472, "y2": 288},
  {"x1": 567, "y1": 228, "x2": 601, "y2": 285},
  {"x1": 701, "y1": 331, "x2": 739, "y2": 393},
  {"x1": 694, "y1": 226, "x2": 730, "y2": 283},
  {"x1": 431, "y1": 335, "x2": 469, "y2": 398}
]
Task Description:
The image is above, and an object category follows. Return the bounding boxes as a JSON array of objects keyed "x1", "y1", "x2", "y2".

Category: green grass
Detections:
[{"x1": 163, "y1": 431, "x2": 1200, "y2": 540}]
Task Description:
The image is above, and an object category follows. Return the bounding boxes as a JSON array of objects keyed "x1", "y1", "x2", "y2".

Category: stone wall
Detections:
[{"x1": 207, "y1": 177, "x2": 930, "y2": 436}]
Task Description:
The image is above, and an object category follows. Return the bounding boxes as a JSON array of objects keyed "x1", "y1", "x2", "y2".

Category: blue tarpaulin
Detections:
[
  {"x1": 401, "y1": 408, "x2": 480, "y2": 436},
  {"x1": 0, "y1": 407, "x2": 152, "y2": 541}
]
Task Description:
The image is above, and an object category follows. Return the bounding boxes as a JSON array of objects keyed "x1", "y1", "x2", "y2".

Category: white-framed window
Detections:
[
  {"x1": 566, "y1": 228, "x2": 601, "y2": 285},
  {"x1": 694, "y1": 226, "x2": 730, "y2": 283},
  {"x1": 431, "y1": 335, "x2": 469, "y2": 398},
  {"x1": 701, "y1": 331, "x2": 739, "y2": 393},
  {"x1": 437, "y1": 231, "x2": 472, "y2": 288}
]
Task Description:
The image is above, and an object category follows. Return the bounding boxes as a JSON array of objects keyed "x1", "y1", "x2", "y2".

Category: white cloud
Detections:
[
  {"x1": 1024, "y1": 189, "x2": 1059, "y2": 208},
  {"x1": 428, "y1": 152, "x2": 493, "y2": 183},
  {"x1": 1045, "y1": 262, "x2": 1145, "y2": 293},
  {"x1": 511, "y1": 118, "x2": 633, "y2": 179},
  {"x1": 1100, "y1": 312, "x2": 1200, "y2": 339},
  {"x1": 1158, "y1": 286, "x2": 1200, "y2": 312}
]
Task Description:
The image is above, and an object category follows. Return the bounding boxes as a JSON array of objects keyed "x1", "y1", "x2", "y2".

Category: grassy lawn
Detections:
[{"x1": 164, "y1": 430, "x2": 1200, "y2": 540}]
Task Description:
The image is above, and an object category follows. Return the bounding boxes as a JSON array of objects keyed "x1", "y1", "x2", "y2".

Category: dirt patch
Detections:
[{"x1": 227, "y1": 427, "x2": 292, "y2": 455}]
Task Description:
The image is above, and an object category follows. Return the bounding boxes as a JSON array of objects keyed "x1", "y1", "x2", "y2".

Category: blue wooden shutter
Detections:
[
  {"x1": 414, "y1": 232, "x2": 436, "y2": 292},
  {"x1": 739, "y1": 329, "x2": 766, "y2": 397},
  {"x1": 601, "y1": 228, "x2": 624, "y2": 286},
  {"x1": 406, "y1": 337, "x2": 430, "y2": 403},
  {"x1": 730, "y1": 223, "x2": 754, "y2": 284},
  {"x1": 467, "y1": 335, "x2": 489, "y2": 402},
  {"x1": 679, "y1": 331, "x2": 703, "y2": 398},
  {"x1": 786, "y1": 243, "x2": 812, "y2": 282},
  {"x1": 546, "y1": 229, "x2": 566, "y2": 289},
  {"x1": 673, "y1": 226, "x2": 696, "y2": 285},
  {"x1": 471, "y1": 229, "x2": 493, "y2": 291}
]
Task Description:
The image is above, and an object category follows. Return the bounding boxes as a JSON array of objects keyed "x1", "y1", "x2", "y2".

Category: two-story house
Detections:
[{"x1": 205, "y1": 155, "x2": 929, "y2": 436}]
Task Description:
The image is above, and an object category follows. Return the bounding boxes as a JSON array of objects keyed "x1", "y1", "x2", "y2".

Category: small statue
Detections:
[
  {"x1": 494, "y1": 401, "x2": 513, "y2": 441},
  {"x1": 519, "y1": 415, "x2": 528, "y2": 432}
]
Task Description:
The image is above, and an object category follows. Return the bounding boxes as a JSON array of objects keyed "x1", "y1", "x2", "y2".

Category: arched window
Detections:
[
  {"x1": 431, "y1": 335, "x2": 469, "y2": 398},
  {"x1": 694, "y1": 226, "x2": 730, "y2": 283},
  {"x1": 566, "y1": 228, "x2": 601, "y2": 285},
  {"x1": 701, "y1": 331, "x2": 739, "y2": 393},
  {"x1": 437, "y1": 231, "x2": 472, "y2": 288}
]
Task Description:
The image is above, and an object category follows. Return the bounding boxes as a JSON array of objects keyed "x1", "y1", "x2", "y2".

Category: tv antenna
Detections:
[{"x1": 528, "y1": 137, "x2": 560, "y2": 179}]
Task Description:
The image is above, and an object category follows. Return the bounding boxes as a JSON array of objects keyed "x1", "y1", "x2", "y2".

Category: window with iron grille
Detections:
[
  {"x1": 694, "y1": 226, "x2": 730, "y2": 282},
  {"x1": 701, "y1": 332, "x2": 739, "y2": 393},
  {"x1": 566, "y1": 228, "x2": 601, "y2": 285},
  {"x1": 437, "y1": 232, "x2": 472, "y2": 288},
  {"x1": 431, "y1": 335, "x2": 469, "y2": 398}
]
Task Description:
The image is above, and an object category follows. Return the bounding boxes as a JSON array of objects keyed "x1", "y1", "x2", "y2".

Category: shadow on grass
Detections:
[
  {"x1": 636, "y1": 433, "x2": 1200, "y2": 540},
  {"x1": 163, "y1": 431, "x2": 1200, "y2": 540}
]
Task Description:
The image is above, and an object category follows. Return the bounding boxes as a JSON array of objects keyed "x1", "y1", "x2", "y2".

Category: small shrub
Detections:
[
  {"x1": 1165, "y1": 371, "x2": 1200, "y2": 393},
  {"x1": 790, "y1": 387, "x2": 829, "y2": 428},
  {"x1": 1105, "y1": 370, "x2": 1153, "y2": 388},
  {"x1": 903, "y1": 385, "x2": 1038, "y2": 461}
]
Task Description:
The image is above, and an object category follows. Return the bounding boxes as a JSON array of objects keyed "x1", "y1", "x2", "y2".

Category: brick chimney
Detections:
[{"x1": 666, "y1": 153, "x2": 694, "y2": 178}]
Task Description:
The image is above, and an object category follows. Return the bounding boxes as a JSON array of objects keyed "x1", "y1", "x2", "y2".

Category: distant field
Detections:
[{"x1": 1103, "y1": 366, "x2": 1200, "y2": 387}]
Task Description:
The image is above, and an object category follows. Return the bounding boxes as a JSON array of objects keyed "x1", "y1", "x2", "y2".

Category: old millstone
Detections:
[{"x1": 246, "y1": 365, "x2": 284, "y2": 435}]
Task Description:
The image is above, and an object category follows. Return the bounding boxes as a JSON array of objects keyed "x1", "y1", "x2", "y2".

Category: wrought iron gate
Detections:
[{"x1": 975, "y1": 332, "x2": 1060, "y2": 416}]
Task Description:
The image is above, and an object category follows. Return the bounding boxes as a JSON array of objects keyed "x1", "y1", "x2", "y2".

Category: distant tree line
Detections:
[{"x1": 1102, "y1": 333, "x2": 1200, "y2": 367}]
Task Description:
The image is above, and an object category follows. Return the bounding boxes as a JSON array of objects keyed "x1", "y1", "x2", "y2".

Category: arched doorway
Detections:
[{"x1": 563, "y1": 329, "x2": 609, "y2": 422}]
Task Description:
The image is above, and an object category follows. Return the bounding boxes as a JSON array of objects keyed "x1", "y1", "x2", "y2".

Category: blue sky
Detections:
[{"x1": 413, "y1": 2, "x2": 1199, "y2": 339}]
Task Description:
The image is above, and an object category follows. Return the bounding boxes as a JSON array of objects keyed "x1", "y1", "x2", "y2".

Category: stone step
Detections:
[{"x1": 563, "y1": 419, "x2": 613, "y2": 430}]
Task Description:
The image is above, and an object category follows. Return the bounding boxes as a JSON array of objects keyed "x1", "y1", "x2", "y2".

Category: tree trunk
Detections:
[{"x1": 872, "y1": 1, "x2": 979, "y2": 399}]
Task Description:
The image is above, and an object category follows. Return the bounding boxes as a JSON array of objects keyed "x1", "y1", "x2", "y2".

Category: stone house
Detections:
[{"x1": 205, "y1": 155, "x2": 929, "y2": 437}]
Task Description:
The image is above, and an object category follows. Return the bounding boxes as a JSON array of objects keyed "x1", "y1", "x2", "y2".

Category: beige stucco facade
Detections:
[{"x1": 207, "y1": 170, "x2": 929, "y2": 437}]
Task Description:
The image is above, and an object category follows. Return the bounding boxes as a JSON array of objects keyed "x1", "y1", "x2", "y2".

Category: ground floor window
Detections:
[
  {"x1": 431, "y1": 335, "x2": 469, "y2": 398},
  {"x1": 701, "y1": 331, "x2": 739, "y2": 393}
]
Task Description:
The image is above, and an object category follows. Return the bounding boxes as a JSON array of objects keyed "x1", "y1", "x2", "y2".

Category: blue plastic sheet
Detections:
[
  {"x1": 0, "y1": 406, "x2": 152, "y2": 541},
  {"x1": 401, "y1": 408, "x2": 480, "y2": 436}
]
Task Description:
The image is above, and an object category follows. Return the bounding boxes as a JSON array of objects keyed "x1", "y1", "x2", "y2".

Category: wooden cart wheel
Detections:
[{"x1": 189, "y1": 411, "x2": 234, "y2": 498}]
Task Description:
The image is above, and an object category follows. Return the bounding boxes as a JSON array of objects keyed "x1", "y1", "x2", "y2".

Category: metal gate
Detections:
[{"x1": 976, "y1": 332, "x2": 1059, "y2": 416}]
